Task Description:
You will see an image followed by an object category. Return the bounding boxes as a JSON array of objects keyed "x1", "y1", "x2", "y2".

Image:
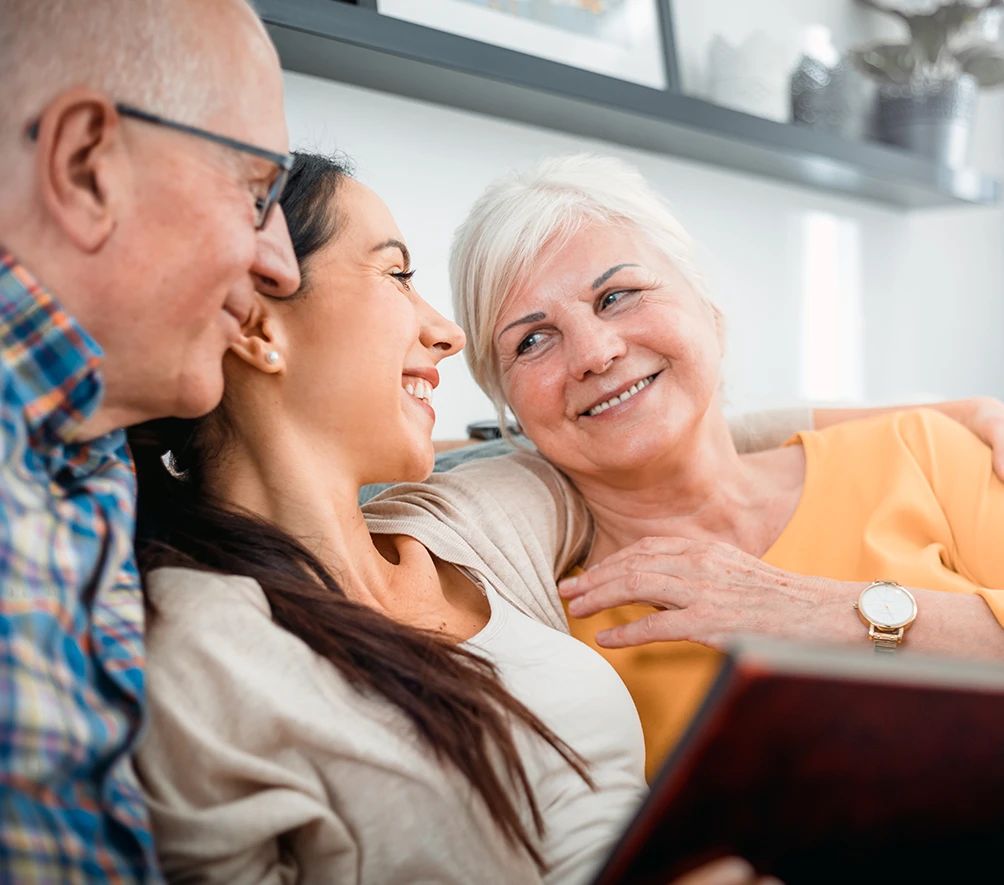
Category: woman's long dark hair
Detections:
[{"x1": 129, "y1": 151, "x2": 589, "y2": 869}]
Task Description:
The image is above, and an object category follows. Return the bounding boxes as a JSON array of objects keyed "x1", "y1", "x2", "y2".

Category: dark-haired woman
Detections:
[{"x1": 132, "y1": 153, "x2": 778, "y2": 885}]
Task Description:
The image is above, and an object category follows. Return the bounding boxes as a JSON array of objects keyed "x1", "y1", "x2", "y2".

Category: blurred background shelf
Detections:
[{"x1": 258, "y1": 0, "x2": 1000, "y2": 209}]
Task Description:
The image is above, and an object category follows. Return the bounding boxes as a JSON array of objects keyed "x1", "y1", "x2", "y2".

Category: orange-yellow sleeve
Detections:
[{"x1": 904, "y1": 410, "x2": 1004, "y2": 625}]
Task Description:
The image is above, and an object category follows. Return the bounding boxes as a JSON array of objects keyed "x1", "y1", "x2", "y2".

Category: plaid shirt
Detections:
[{"x1": 0, "y1": 250, "x2": 161, "y2": 883}]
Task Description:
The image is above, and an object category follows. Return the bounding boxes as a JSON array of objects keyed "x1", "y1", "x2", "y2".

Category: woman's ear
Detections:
[{"x1": 230, "y1": 299, "x2": 287, "y2": 374}]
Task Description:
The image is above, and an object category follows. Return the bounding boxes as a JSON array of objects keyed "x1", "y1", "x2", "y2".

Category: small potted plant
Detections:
[{"x1": 851, "y1": 0, "x2": 1004, "y2": 166}]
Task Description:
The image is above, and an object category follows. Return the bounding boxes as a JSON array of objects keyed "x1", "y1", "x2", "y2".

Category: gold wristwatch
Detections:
[{"x1": 853, "y1": 581, "x2": 918, "y2": 653}]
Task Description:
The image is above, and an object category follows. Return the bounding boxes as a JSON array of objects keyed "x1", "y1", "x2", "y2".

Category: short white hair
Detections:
[
  {"x1": 0, "y1": 0, "x2": 254, "y2": 149},
  {"x1": 450, "y1": 154, "x2": 712, "y2": 424}
]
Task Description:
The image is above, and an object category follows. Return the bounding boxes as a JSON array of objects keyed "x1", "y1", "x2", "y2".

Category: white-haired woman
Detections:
[{"x1": 368, "y1": 155, "x2": 1004, "y2": 777}]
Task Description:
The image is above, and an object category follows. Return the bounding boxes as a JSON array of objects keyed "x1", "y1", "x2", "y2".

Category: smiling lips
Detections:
[
  {"x1": 403, "y1": 376, "x2": 434, "y2": 406},
  {"x1": 582, "y1": 372, "x2": 659, "y2": 417}
]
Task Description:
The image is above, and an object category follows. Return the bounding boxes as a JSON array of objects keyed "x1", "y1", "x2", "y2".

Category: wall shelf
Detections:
[{"x1": 259, "y1": 0, "x2": 1000, "y2": 210}]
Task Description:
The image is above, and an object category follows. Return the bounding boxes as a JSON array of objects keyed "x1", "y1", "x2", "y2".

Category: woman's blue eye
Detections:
[
  {"x1": 599, "y1": 290, "x2": 631, "y2": 310},
  {"x1": 517, "y1": 331, "x2": 545, "y2": 355}
]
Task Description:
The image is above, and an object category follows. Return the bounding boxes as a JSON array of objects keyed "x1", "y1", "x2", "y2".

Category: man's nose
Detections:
[{"x1": 252, "y1": 206, "x2": 300, "y2": 298}]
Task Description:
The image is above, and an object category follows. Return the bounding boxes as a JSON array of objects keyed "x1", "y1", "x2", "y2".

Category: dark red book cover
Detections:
[{"x1": 591, "y1": 637, "x2": 1004, "y2": 885}]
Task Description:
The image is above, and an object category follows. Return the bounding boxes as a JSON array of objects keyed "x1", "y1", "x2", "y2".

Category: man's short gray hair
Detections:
[
  {"x1": 0, "y1": 0, "x2": 246, "y2": 146},
  {"x1": 450, "y1": 154, "x2": 712, "y2": 427}
]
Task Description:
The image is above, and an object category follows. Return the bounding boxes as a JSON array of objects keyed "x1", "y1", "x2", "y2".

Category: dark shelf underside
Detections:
[{"x1": 260, "y1": 0, "x2": 1000, "y2": 210}]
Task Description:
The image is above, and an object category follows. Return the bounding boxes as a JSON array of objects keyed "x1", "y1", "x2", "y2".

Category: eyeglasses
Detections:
[{"x1": 27, "y1": 103, "x2": 293, "y2": 230}]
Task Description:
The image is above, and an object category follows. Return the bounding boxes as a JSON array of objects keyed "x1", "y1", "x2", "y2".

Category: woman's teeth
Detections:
[
  {"x1": 586, "y1": 374, "x2": 656, "y2": 416},
  {"x1": 404, "y1": 377, "x2": 434, "y2": 405}
]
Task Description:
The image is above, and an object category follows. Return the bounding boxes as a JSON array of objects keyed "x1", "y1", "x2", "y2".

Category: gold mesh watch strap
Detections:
[{"x1": 869, "y1": 625, "x2": 904, "y2": 654}]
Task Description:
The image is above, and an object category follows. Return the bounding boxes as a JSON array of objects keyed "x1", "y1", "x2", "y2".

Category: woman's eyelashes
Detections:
[{"x1": 391, "y1": 269, "x2": 417, "y2": 290}]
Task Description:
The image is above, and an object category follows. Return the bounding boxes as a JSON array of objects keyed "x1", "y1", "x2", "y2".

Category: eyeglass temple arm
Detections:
[{"x1": 25, "y1": 106, "x2": 292, "y2": 171}]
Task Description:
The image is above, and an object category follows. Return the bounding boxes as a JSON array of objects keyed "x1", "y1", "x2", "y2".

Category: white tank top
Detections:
[{"x1": 464, "y1": 579, "x2": 647, "y2": 885}]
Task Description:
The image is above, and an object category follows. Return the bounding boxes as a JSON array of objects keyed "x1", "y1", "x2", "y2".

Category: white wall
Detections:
[
  {"x1": 670, "y1": 0, "x2": 898, "y2": 98},
  {"x1": 283, "y1": 63, "x2": 1004, "y2": 440}
]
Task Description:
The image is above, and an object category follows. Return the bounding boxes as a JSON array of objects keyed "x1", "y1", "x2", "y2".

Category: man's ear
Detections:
[
  {"x1": 230, "y1": 299, "x2": 287, "y2": 374},
  {"x1": 34, "y1": 89, "x2": 124, "y2": 253}
]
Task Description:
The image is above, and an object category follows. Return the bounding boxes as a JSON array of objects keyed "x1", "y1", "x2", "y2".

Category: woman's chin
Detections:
[
  {"x1": 409, "y1": 453, "x2": 436, "y2": 484},
  {"x1": 398, "y1": 440, "x2": 437, "y2": 484},
  {"x1": 541, "y1": 431, "x2": 675, "y2": 477},
  {"x1": 357, "y1": 433, "x2": 436, "y2": 488}
]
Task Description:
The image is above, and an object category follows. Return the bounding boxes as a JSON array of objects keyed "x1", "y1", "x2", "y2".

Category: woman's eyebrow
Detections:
[
  {"x1": 497, "y1": 311, "x2": 546, "y2": 342},
  {"x1": 371, "y1": 238, "x2": 411, "y2": 267},
  {"x1": 592, "y1": 263, "x2": 640, "y2": 290}
]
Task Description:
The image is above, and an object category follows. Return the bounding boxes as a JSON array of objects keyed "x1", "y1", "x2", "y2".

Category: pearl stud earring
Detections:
[{"x1": 266, "y1": 351, "x2": 279, "y2": 364}]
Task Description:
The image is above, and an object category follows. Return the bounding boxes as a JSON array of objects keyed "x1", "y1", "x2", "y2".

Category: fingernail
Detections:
[
  {"x1": 559, "y1": 576, "x2": 578, "y2": 589},
  {"x1": 567, "y1": 598, "x2": 583, "y2": 615},
  {"x1": 703, "y1": 858, "x2": 755, "y2": 884}
]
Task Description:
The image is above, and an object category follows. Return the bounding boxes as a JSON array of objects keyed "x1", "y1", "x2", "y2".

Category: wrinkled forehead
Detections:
[
  {"x1": 492, "y1": 218, "x2": 664, "y2": 324},
  {"x1": 487, "y1": 219, "x2": 590, "y2": 331}
]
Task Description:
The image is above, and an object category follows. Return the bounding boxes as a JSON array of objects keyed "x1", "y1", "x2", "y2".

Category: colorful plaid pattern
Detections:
[{"x1": 0, "y1": 250, "x2": 161, "y2": 883}]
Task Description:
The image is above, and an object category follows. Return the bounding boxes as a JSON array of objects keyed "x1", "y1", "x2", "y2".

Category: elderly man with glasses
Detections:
[{"x1": 0, "y1": 1, "x2": 300, "y2": 881}]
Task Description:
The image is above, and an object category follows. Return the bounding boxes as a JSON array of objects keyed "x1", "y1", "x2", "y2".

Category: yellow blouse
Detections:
[{"x1": 566, "y1": 410, "x2": 1004, "y2": 780}]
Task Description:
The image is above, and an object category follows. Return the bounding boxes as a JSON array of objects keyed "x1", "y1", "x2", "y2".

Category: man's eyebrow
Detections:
[
  {"x1": 371, "y1": 239, "x2": 411, "y2": 267},
  {"x1": 592, "y1": 263, "x2": 640, "y2": 290},
  {"x1": 497, "y1": 311, "x2": 546, "y2": 342}
]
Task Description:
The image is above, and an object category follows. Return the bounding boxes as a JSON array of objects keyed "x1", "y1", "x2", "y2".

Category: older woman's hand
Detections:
[{"x1": 558, "y1": 536, "x2": 857, "y2": 650}]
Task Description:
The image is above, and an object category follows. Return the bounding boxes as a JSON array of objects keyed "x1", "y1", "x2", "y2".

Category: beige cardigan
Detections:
[{"x1": 136, "y1": 568, "x2": 542, "y2": 885}]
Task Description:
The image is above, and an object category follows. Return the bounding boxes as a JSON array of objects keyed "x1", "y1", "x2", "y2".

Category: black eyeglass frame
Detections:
[{"x1": 27, "y1": 103, "x2": 293, "y2": 230}]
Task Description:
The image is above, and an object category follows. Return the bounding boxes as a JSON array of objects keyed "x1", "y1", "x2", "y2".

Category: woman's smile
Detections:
[
  {"x1": 578, "y1": 370, "x2": 663, "y2": 421},
  {"x1": 402, "y1": 368, "x2": 439, "y2": 422},
  {"x1": 403, "y1": 386, "x2": 436, "y2": 421}
]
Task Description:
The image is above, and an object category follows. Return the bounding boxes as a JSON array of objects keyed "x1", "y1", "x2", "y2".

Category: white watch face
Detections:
[{"x1": 860, "y1": 583, "x2": 916, "y2": 629}]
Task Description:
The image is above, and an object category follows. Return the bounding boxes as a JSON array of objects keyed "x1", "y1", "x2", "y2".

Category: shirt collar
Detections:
[{"x1": 0, "y1": 248, "x2": 106, "y2": 445}]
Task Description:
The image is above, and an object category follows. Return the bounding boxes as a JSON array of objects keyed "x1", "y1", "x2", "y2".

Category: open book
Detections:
[{"x1": 591, "y1": 636, "x2": 1004, "y2": 885}]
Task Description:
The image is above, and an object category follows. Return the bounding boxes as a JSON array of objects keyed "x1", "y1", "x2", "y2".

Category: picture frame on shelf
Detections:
[{"x1": 356, "y1": 0, "x2": 679, "y2": 92}]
